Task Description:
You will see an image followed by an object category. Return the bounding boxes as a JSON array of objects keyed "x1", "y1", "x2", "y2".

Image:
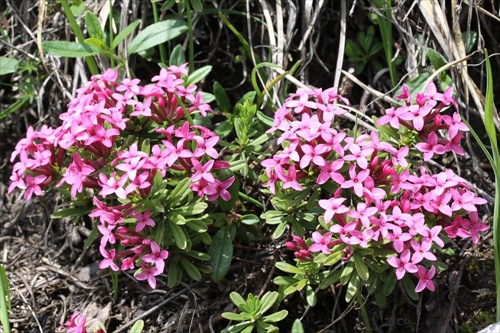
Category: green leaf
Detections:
[
  {"x1": 427, "y1": 49, "x2": 447, "y2": 71},
  {"x1": 291, "y1": 319, "x2": 304, "y2": 333},
  {"x1": 167, "y1": 260, "x2": 183, "y2": 287},
  {"x1": 262, "y1": 309, "x2": 288, "y2": 323},
  {"x1": 256, "y1": 111, "x2": 274, "y2": 127},
  {"x1": 84, "y1": 37, "x2": 107, "y2": 51},
  {"x1": 353, "y1": 253, "x2": 370, "y2": 281},
  {"x1": 271, "y1": 222, "x2": 287, "y2": 239},
  {"x1": 222, "y1": 312, "x2": 251, "y2": 321},
  {"x1": 70, "y1": 2, "x2": 85, "y2": 16},
  {"x1": 42, "y1": 41, "x2": 100, "y2": 57},
  {"x1": 275, "y1": 262, "x2": 305, "y2": 275},
  {"x1": 185, "y1": 65, "x2": 212, "y2": 86},
  {"x1": 184, "y1": 219, "x2": 209, "y2": 233},
  {"x1": 345, "y1": 272, "x2": 361, "y2": 302},
  {"x1": 0, "y1": 57, "x2": 19, "y2": 75},
  {"x1": 462, "y1": 30, "x2": 477, "y2": 53},
  {"x1": 213, "y1": 81, "x2": 230, "y2": 113},
  {"x1": 83, "y1": 225, "x2": 99, "y2": 250},
  {"x1": 165, "y1": 177, "x2": 191, "y2": 206},
  {"x1": 240, "y1": 214, "x2": 260, "y2": 225},
  {"x1": 84, "y1": 12, "x2": 103, "y2": 39},
  {"x1": 172, "y1": 202, "x2": 208, "y2": 216},
  {"x1": 340, "y1": 262, "x2": 354, "y2": 285},
  {"x1": 402, "y1": 274, "x2": 419, "y2": 301},
  {"x1": 111, "y1": 19, "x2": 141, "y2": 49},
  {"x1": 374, "y1": 287, "x2": 387, "y2": 309},
  {"x1": 260, "y1": 291, "x2": 278, "y2": 314},
  {"x1": 168, "y1": 222, "x2": 188, "y2": 249},
  {"x1": 128, "y1": 17, "x2": 188, "y2": 54},
  {"x1": 190, "y1": 0, "x2": 203, "y2": 12},
  {"x1": 382, "y1": 271, "x2": 397, "y2": 296},
  {"x1": 323, "y1": 250, "x2": 343, "y2": 266},
  {"x1": 169, "y1": 44, "x2": 186, "y2": 66},
  {"x1": 305, "y1": 285, "x2": 317, "y2": 307},
  {"x1": 129, "y1": 319, "x2": 144, "y2": 333},
  {"x1": 318, "y1": 269, "x2": 342, "y2": 289},
  {"x1": 208, "y1": 226, "x2": 233, "y2": 283},
  {"x1": 186, "y1": 249, "x2": 211, "y2": 261},
  {"x1": 51, "y1": 207, "x2": 92, "y2": 219},
  {"x1": 180, "y1": 258, "x2": 202, "y2": 280},
  {"x1": 229, "y1": 292, "x2": 248, "y2": 310},
  {"x1": 273, "y1": 276, "x2": 298, "y2": 286}
]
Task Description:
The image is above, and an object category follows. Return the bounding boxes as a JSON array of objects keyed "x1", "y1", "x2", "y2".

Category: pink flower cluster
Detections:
[
  {"x1": 266, "y1": 84, "x2": 487, "y2": 293},
  {"x1": 9, "y1": 65, "x2": 232, "y2": 289}
]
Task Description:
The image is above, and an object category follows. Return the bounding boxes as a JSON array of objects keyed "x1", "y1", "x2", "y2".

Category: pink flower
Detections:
[
  {"x1": 57, "y1": 153, "x2": 95, "y2": 198},
  {"x1": 132, "y1": 210, "x2": 156, "y2": 232},
  {"x1": 415, "y1": 132, "x2": 446, "y2": 161},
  {"x1": 387, "y1": 249, "x2": 418, "y2": 280},
  {"x1": 319, "y1": 197, "x2": 349, "y2": 224},
  {"x1": 415, "y1": 265, "x2": 436, "y2": 292},
  {"x1": 206, "y1": 176, "x2": 235, "y2": 201},
  {"x1": 347, "y1": 202, "x2": 378, "y2": 228},
  {"x1": 99, "y1": 247, "x2": 119, "y2": 271},
  {"x1": 330, "y1": 221, "x2": 362, "y2": 246},
  {"x1": 135, "y1": 263, "x2": 161, "y2": 289},
  {"x1": 308, "y1": 231, "x2": 334, "y2": 254},
  {"x1": 62, "y1": 312, "x2": 87, "y2": 333},
  {"x1": 341, "y1": 165, "x2": 371, "y2": 197},
  {"x1": 142, "y1": 241, "x2": 169, "y2": 273},
  {"x1": 191, "y1": 158, "x2": 215, "y2": 183}
]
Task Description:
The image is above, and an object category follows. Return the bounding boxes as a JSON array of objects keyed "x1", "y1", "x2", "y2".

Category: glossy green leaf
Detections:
[
  {"x1": 275, "y1": 262, "x2": 304, "y2": 275},
  {"x1": 165, "y1": 177, "x2": 191, "y2": 206},
  {"x1": 262, "y1": 309, "x2": 288, "y2": 323},
  {"x1": 208, "y1": 226, "x2": 233, "y2": 283},
  {"x1": 340, "y1": 262, "x2": 354, "y2": 285},
  {"x1": 260, "y1": 291, "x2": 278, "y2": 314},
  {"x1": 168, "y1": 222, "x2": 187, "y2": 249},
  {"x1": 184, "y1": 219, "x2": 209, "y2": 233},
  {"x1": 345, "y1": 272, "x2": 361, "y2": 302},
  {"x1": 51, "y1": 207, "x2": 92, "y2": 219},
  {"x1": 169, "y1": 44, "x2": 186, "y2": 66},
  {"x1": 129, "y1": 319, "x2": 144, "y2": 333},
  {"x1": 273, "y1": 276, "x2": 298, "y2": 286},
  {"x1": 240, "y1": 214, "x2": 260, "y2": 225},
  {"x1": 190, "y1": 0, "x2": 203, "y2": 12},
  {"x1": 172, "y1": 202, "x2": 207, "y2": 216},
  {"x1": 111, "y1": 19, "x2": 141, "y2": 49},
  {"x1": 180, "y1": 258, "x2": 202, "y2": 280},
  {"x1": 291, "y1": 319, "x2": 304, "y2": 333},
  {"x1": 185, "y1": 65, "x2": 212, "y2": 86},
  {"x1": 83, "y1": 225, "x2": 99, "y2": 250},
  {"x1": 305, "y1": 285, "x2": 317, "y2": 307},
  {"x1": 0, "y1": 57, "x2": 19, "y2": 75},
  {"x1": 402, "y1": 274, "x2": 419, "y2": 301},
  {"x1": 271, "y1": 221, "x2": 287, "y2": 239},
  {"x1": 229, "y1": 291, "x2": 247, "y2": 310},
  {"x1": 318, "y1": 269, "x2": 342, "y2": 289},
  {"x1": 128, "y1": 17, "x2": 188, "y2": 54},
  {"x1": 353, "y1": 253, "x2": 370, "y2": 281},
  {"x1": 382, "y1": 271, "x2": 397, "y2": 296},
  {"x1": 222, "y1": 311, "x2": 251, "y2": 321},
  {"x1": 213, "y1": 81, "x2": 230, "y2": 113},
  {"x1": 42, "y1": 41, "x2": 100, "y2": 57}
]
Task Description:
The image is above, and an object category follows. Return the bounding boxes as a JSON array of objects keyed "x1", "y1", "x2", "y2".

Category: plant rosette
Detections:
[
  {"x1": 9, "y1": 64, "x2": 237, "y2": 289},
  {"x1": 260, "y1": 83, "x2": 488, "y2": 306}
]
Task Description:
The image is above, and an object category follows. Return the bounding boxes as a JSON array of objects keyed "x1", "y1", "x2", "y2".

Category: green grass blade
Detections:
[
  {"x1": 0, "y1": 264, "x2": 11, "y2": 333},
  {"x1": 484, "y1": 50, "x2": 500, "y2": 321}
]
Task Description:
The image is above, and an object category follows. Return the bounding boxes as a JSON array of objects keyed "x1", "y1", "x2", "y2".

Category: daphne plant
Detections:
[
  {"x1": 221, "y1": 291, "x2": 288, "y2": 333},
  {"x1": 260, "y1": 82, "x2": 488, "y2": 315},
  {"x1": 8, "y1": 64, "x2": 238, "y2": 289}
]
